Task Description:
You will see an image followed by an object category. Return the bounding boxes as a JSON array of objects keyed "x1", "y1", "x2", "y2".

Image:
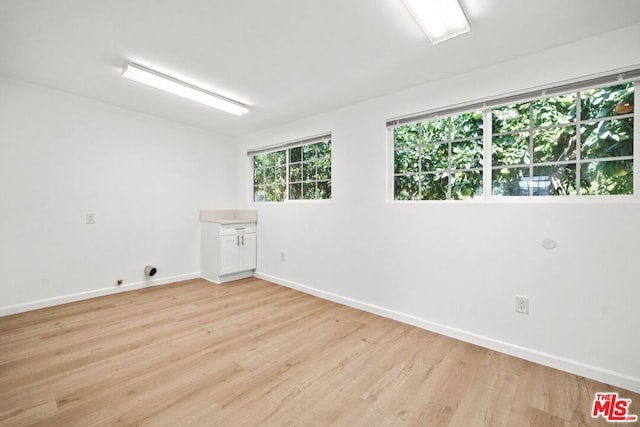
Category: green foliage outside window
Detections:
[
  {"x1": 492, "y1": 82, "x2": 634, "y2": 196},
  {"x1": 394, "y1": 111, "x2": 484, "y2": 200},
  {"x1": 253, "y1": 150, "x2": 286, "y2": 202},
  {"x1": 393, "y1": 81, "x2": 634, "y2": 200},
  {"x1": 289, "y1": 141, "x2": 331, "y2": 200},
  {"x1": 253, "y1": 139, "x2": 331, "y2": 202}
]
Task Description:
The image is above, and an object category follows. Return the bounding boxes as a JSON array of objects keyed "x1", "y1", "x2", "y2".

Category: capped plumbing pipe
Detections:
[{"x1": 144, "y1": 265, "x2": 157, "y2": 277}]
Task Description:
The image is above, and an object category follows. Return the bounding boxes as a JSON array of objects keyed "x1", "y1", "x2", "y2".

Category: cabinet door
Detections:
[
  {"x1": 238, "y1": 233, "x2": 257, "y2": 272},
  {"x1": 220, "y1": 234, "x2": 240, "y2": 275}
]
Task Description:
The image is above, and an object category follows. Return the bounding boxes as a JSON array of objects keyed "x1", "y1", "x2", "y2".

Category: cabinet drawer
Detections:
[{"x1": 219, "y1": 223, "x2": 256, "y2": 235}]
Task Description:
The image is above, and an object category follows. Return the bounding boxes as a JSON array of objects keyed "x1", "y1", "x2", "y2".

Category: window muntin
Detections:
[
  {"x1": 393, "y1": 111, "x2": 484, "y2": 200},
  {"x1": 252, "y1": 138, "x2": 331, "y2": 202},
  {"x1": 391, "y1": 80, "x2": 635, "y2": 200}
]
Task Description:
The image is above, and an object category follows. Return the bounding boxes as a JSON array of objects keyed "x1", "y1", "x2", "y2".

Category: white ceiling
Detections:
[{"x1": 2, "y1": 0, "x2": 640, "y2": 136}]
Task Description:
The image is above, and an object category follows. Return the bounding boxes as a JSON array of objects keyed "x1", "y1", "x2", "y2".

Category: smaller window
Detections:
[{"x1": 252, "y1": 136, "x2": 331, "y2": 202}]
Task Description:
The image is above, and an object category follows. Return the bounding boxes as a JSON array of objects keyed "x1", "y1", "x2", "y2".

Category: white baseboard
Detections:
[
  {"x1": 0, "y1": 273, "x2": 199, "y2": 317},
  {"x1": 200, "y1": 270, "x2": 255, "y2": 284},
  {"x1": 255, "y1": 272, "x2": 640, "y2": 394}
]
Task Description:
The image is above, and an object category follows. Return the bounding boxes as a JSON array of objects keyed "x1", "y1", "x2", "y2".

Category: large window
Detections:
[
  {"x1": 492, "y1": 83, "x2": 634, "y2": 196},
  {"x1": 391, "y1": 76, "x2": 636, "y2": 200},
  {"x1": 251, "y1": 135, "x2": 331, "y2": 202}
]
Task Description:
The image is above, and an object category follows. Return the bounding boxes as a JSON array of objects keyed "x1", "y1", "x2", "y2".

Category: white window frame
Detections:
[
  {"x1": 248, "y1": 133, "x2": 332, "y2": 203},
  {"x1": 391, "y1": 113, "x2": 484, "y2": 200},
  {"x1": 387, "y1": 68, "x2": 640, "y2": 202}
]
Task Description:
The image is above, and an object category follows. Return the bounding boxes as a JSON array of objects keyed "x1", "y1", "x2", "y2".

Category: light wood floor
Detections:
[{"x1": 1, "y1": 278, "x2": 637, "y2": 426}]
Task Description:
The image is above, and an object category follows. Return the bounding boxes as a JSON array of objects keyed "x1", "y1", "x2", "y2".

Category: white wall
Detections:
[
  {"x1": 234, "y1": 24, "x2": 640, "y2": 393},
  {"x1": 0, "y1": 77, "x2": 235, "y2": 313}
]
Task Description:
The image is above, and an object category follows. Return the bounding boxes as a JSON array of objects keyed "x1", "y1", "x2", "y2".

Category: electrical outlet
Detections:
[
  {"x1": 86, "y1": 213, "x2": 95, "y2": 224},
  {"x1": 280, "y1": 252, "x2": 285, "y2": 262},
  {"x1": 515, "y1": 295, "x2": 529, "y2": 314}
]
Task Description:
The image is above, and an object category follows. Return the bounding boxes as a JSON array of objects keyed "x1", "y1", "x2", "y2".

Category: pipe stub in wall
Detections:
[{"x1": 144, "y1": 265, "x2": 157, "y2": 277}]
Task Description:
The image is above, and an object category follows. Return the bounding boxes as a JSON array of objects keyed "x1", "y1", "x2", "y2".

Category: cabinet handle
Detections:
[
  {"x1": 236, "y1": 235, "x2": 240, "y2": 246},
  {"x1": 241, "y1": 235, "x2": 245, "y2": 246}
]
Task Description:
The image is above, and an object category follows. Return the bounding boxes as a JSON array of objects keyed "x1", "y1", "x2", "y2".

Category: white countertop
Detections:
[
  {"x1": 199, "y1": 210, "x2": 257, "y2": 224},
  {"x1": 205, "y1": 218, "x2": 256, "y2": 225}
]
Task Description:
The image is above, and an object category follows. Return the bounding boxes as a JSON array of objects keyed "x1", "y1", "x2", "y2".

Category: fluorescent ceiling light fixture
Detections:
[
  {"x1": 121, "y1": 62, "x2": 249, "y2": 116},
  {"x1": 401, "y1": 0, "x2": 470, "y2": 44}
]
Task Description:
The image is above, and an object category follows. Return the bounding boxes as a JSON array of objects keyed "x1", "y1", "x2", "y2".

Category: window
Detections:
[
  {"x1": 252, "y1": 150, "x2": 287, "y2": 202},
  {"x1": 390, "y1": 72, "x2": 637, "y2": 200},
  {"x1": 251, "y1": 134, "x2": 331, "y2": 202},
  {"x1": 394, "y1": 111, "x2": 484, "y2": 200},
  {"x1": 492, "y1": 83, "x2": 634, "y2": 196}
]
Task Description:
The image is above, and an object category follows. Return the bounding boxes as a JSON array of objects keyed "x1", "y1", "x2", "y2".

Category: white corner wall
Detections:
[
  {"x1": 234, "y1": 24, "x2": 640, "y2": 393},
  {"x1": 0, "y1": 77, "x2": 235, "y2": 314}
]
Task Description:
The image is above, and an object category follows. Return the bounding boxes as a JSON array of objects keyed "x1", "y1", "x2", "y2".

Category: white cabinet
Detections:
[
  {"x1": 201, "y1": 222, "x2": 257, "y2": 283},
  {"x1": 220, "y1": 234, "x2": 241, "y2": 276},
  {"x1": 238, "y1": 232, "x2": 257, "y2": 272}
]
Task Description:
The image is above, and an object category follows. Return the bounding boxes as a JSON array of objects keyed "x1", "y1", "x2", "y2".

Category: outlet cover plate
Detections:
[{"x1": 515, "y1": 295, "x2": 529, "y2": 314}]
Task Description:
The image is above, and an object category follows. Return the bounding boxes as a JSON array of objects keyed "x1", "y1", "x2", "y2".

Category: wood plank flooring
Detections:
[{"x1": 0, "y1": 278, "x2": 637, "y2": 426}]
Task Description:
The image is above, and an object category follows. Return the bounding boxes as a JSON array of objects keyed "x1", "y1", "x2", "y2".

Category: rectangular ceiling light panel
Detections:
[
  {"x1": 401, "y1": 0, "x2": 470, "y2": 44},
  {"x1": 121, "y1": 62, "x2": 249, "y2": 116}
]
